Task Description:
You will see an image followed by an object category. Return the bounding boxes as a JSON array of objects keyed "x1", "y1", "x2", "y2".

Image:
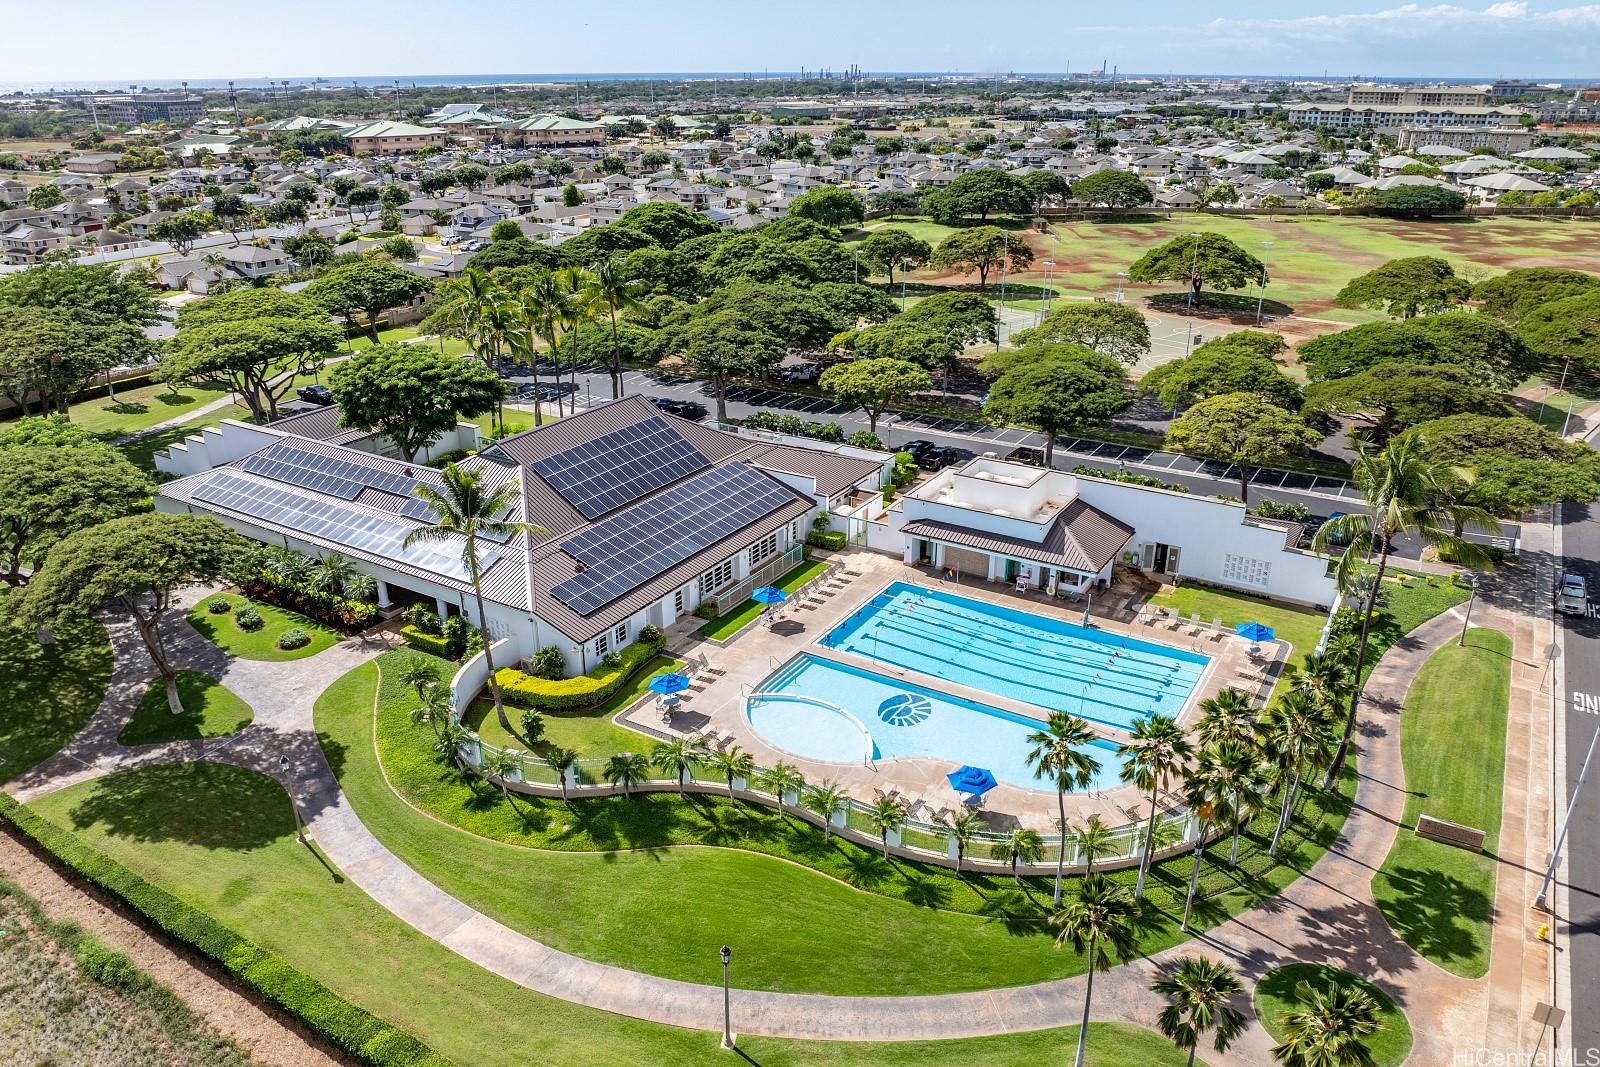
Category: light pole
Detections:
[
  {"x1": 1041, "y1": 260, "x2": 1057, "y2": 325},
  {"x1": 1114, "y1": 271, "x2": 1128, "y2": 303},
  {"x1": 900, "y1": 258, "x2": 910, "y2": 311},
  {"x1": 1457, "y1": 573, "x2": 1477, "y2": 645},
  {"x1": 1254, "y1": 240, "x2": 1274, "y2": 325},
  {"x1": 719, "y1": 945, "x2": 734, "y2": 1049},
  {"x1": 1536, "y1": 722, "x2": 1600, "y2": 911},
  {"x1": 279, "y1": 756, "x2": 305, "y2": 843},
  {"x1": 996, "y1": 236, "x2": 1009, "y2": 351},
  {"x1": 1183, "y1": 231, "x2": 1202, "y2": 314}
]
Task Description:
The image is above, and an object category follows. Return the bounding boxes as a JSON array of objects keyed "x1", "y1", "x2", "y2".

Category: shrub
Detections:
[
  {"x1": 519, "y1": 708, "x2": 546, "y2": 744},
  {"x1": 73, "y1": 938, "x2": 141, "y2": 992},
  {"x1": 1251, "y1": 498, "x2": 1312, "y2": 523},
  {"x1": 277, "y1": 628, "x2": 311, "y2": 650},
  {"x1": 431, "y1": 447, "x2": 476, "y2": 465},
  {"x1": 441, "y1": 616, "x2": 468, "y2": 659},
  {"x1": 742, "y1": 411, "x2": 845, "y2": 442},
  {"x1": 206, "y1": 597, "x2": 232, "y2": 615},
  {"x1": 1071, "y1": 464, "x2": 1191, "y2": 493},
  {"x1": 495, "y1": 634, "x2": 666, "y2": 709},
  {"x1": 235, "y1": 605, "x2": 264, "y2": 632},
  {"x1": 402, "y1": 604, "x2": 441, "y2": 634},
  {"x1": 848, "y1": 430, "x2": 884, "y2": 450},
  {"x1": 238, "y1": 570, "x2": 379, "y2": 632},
  {"x1": 693, "y1": 602, "x2": 719, "y2": 620},
  {"x1": 638, "y1": 624, "x2": 662, "y2": 643},
  {"x1": 600, "y1": 651, "x2": 623, "y2": 670},
  {"x1": 0, "y1": 795, "x2": 449, "y2": 1067},
  {"x1": 806, "y1": 531, "x2": 847, "y2": 550},
  {"x1": 529, "y1": 646, "x2": 566, "y2": 680},
  {"x1": 399, "y1": 626, "x2": 453, "y2": 658}
]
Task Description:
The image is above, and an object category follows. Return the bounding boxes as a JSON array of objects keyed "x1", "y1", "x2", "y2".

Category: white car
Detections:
[{"x1": 1557, "y1": 572, "x2": 1588, "y2": 616}]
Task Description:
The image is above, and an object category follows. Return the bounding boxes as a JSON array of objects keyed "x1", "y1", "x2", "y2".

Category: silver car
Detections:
[{"x1": 1558, "y1": 572, "x2": 1588, "y2": 616}]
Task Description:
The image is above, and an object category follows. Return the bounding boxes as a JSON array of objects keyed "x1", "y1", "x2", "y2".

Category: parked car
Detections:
[
  {"x1": 1558, "y1": 572, "x2": 1588, "y2": 616},
  {"x1": 778, "y1": 362, "x2": 820, "y2": 385},
  {"x1": 898, "y1": 439, "x2": 937, "y2": 459},
  {"x1": 296, "y1": 384, "x2": 334, "y2": 406},
  {"x1": 914, "y1": 445, "x2": 963, "y2": 471},
  {"x1": 649, "y1": 396, "x2": 707, "y2": 420},
  {"x1": 1005, "y1": 446, "x2": 1045, "y2": 467}
]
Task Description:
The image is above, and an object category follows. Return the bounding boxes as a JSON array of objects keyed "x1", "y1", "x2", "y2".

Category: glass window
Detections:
[
  {"x1": 614, "y1": 623, "x2": 628, "y2": 645},
  {"x1": 594, "y1": 633, "x2": 609, "y2": 656}
]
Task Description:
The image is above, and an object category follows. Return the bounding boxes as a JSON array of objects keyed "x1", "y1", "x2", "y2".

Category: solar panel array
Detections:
[
  {"x1": 551, "y1": 463, "x2": 795, "y2": 615},
  {"x1": 193, "y1": 471, "x2": 497, "y2": 582},
  {"x1": 532, "y1": 417, "x2": 709, "y2": 520}
]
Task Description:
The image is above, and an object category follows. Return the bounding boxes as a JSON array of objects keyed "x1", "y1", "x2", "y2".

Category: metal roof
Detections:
[{"x1": 902, "y1": 499, "x2": 1134, "y2": 575}]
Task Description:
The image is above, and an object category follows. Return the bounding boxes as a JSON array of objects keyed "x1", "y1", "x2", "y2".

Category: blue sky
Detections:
[{"x1": 6, "y1": 0, "x2": 1598, "y2": 82}]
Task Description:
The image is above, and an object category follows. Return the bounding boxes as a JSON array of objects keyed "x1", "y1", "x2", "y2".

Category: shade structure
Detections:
[
  {"x1": 647, "y1": 672, "x2": 692, "y2": 696},
  {"x1": 946, "y1": 765, "x2": 998, "y2": 797},
  {"x1": 750, "y1": 586, "x2": 789, "y2": 605},
  {"x1": 1234, "y1": 621, "x2": 1275, "y2": 642}
]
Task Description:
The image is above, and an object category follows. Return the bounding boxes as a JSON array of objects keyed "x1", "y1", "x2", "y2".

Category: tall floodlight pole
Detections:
[{"x1": 1536, "y1": 723, "x2": 1600, "y2": 911}]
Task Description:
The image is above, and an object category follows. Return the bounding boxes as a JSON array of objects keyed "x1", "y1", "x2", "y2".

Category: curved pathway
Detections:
[{"x1": 7, "y1": 601, "x2": 1496, "y2": 1062}]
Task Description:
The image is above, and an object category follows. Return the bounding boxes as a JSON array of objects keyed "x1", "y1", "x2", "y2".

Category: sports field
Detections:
[{"x1": 856, "y1": 213, "x2": 1600, "y2": 323}]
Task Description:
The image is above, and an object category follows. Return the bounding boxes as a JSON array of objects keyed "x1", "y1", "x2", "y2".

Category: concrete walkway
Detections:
[{"x1": 7, "y1": 587, "x2": 1517, "y2": 1061}]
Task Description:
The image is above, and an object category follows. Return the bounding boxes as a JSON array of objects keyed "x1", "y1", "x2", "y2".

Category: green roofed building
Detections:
[
  {"x1": 493, "y1": 114, "x2": 606, "y2": 147},
  {"x1": 342, "y1": 120, "x2": 448, "y2": 154}
]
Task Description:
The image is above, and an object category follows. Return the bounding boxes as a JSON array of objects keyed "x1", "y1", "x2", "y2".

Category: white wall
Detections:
[{"x1": 154, "y1": 419, "x2": 283, "y2": 478}]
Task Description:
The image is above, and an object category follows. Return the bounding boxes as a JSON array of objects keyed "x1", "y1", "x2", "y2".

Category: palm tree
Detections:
[
  {"x1": 263, "y1": 545, "x2": 315, "y2": 585},
  {"x1": 1312, "y1": 434, "x2": 1496, "y2": 784},
  {"x1": 1283, "y1": 647, "x2": 1353, "y2": 711},
  {"x1": 582, "y1": 257, "x2": 646, "y2": 399},
  {"x1": 445, "y1": 268, "x2": 512, "y2": 430},
  {"x1": 1071, "y1": 815, "x2": 1119, "y2": 878},
  {"x1": 510, "y1": 274, "x2": 568, "y2": 427},
  {"x1": 434, "y1": 719, "x2": 468, "y2": 769},
  {"x1": 480, "y1": 747, "x2": 522, "y2": 809},
  {"x1": 1180, "y1": 745, "x2": 1235, "y2": 932},
  {"x1": 991, "y1": 827, "x2": 1045, "y2": 883},
  {"x1": 603, "y1": 751, "x2": 649, "y2": 797},
  {"x1": 756, "y1": 762, "x2": 806, "y2": 818},
  {"x1": 404, "y1": 464, "x2": 547, "y2": 737},
  {"x1": 936, "y1": 808, "x2": 985, "y2": 874},
  {"x1": 1118, "y1": 713, "x2": 1194, "y2": 898},
  {"x1": 1270, "y1": 979, "x2": 1383, "y2": 1067},
  {"x1": 1216, "y1": 742, "x2": 1266, "y2": 869},
  {"x1": 866, "y1": 794, "x2": 907, "y2": 858},
  {"x1": 1051, "y1": 874, "x2": 1143, "y2": 1067},
  {"x1": 553, "y1": 266, "x2": 593, "y2": 415},
  {"x1": 1196, "y1": 690, "x2": 1266, "y2": 867},
  {"x1": 1152, "y1": 957, "x2": 1249, "y2": 1067},
  {"x1": 1258, "y1": 690, "x2": 1338, "y2": 856},
  {"x1": 408, "y1": 683, "x2": 450, "y2": 740},
  {"x1": 803, "y1": 781, "x2": 846, "y2": 840},
  {"x1": 1025, "y1": 712, "x2": 1102, "y2": 906},
  {"x1": 542, "y1": 745, "x2": 577, "y2": 800},
  {"x1": 709, "y1": 746, "x2": 754, "y2": 801},
  {"x1": 398, "y1": 658, "x2": 442, "y2": 701},
  {"x1": 650, "y1": 737, "x2": 703, "y2": 795}
]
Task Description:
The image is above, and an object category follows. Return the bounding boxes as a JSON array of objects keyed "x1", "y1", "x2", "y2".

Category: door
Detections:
[
  {"x1": 1165, "y1": 546, "x2": 1182, "y2": 576},
  {"x1": 1004, "y1": 559, "x2": 1019, "y2": 583},
  {"x1": 1153, "y1": 543, "x2": 1169, "y2": 573}
]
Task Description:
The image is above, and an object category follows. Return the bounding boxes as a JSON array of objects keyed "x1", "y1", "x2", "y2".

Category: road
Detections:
[
  {"x1": 1556, "y1": 503, "x2": 1600, "y2": 1061},
  {"x1": 531, "y1": 364, "x2": 1521, "y2": 563}
]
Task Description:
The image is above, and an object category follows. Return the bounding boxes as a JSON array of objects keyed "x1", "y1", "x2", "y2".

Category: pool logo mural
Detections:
[{"x1": 878, "y1": 692, "x2": 933, "y2": 726}]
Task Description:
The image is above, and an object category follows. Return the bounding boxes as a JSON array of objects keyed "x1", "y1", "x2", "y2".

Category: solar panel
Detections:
[
  {"x1": 550, "y1": 463, "x2": 795, "y2": 615},
  {"x1": 193, "y1": 472, "x2": 498, "y2": 583},
  {"x1": 532, "y1": 417, "x2": 709, "y2": 520}
]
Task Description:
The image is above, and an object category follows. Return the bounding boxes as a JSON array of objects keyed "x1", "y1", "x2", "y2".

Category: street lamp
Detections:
[
  {"x1": 1536, "y1": 722, "x2": 1600, "y2": 911},
  {"x1": 900, "y1": 258, "x2": 911, "y2": 311},
  {"x1": 279, "y1": 756, "x2": 305, "y2": 843},
  {"x1": 1041, "y1": 260, "x2": 1057, "y2": 324},
  {"x1": 1457, "y1": 573, "x2": 1477, "y2": 645},
  {"x1": 1183, "y1": 232, "x2": 1202, "y2": 314},
  {"x1": 1114, "y1": 271, "x2": 1128, "y2": 303},
  {"x1": 1254, "y1": 240, "x2": 1274, "y2": 326},
  {"x1": 719, "y1": 945, "x2": 734, "y2": 1049}
]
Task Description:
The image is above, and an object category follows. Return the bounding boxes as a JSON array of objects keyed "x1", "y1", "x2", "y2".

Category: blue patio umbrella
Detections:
[
  {"x1": 750, "y1": 586, "x2": 789, "y2": 605},
  {"x1": 946, "y1": 765, "x2": 998, "y2": 798},
  {"x1": 647, "y1": 672, "x2": 692, "y2": 696},
  {"x1": 1234, "y1": 621, "x2": 1275, "y2": 643}
]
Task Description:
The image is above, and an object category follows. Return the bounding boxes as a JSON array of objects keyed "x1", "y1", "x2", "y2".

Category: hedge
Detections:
[
  {"x1": 806, "y1": 531, "x2": 846, "y2": 550},
  {"x1": 399, "y1": 625, "x2": 454, "y2": 658},
  {"x1": 0, "y1": 794, "x2": 453, "y2": 1067},
  {"x1": 495, "y1": 634, "x2": 665, "y2": 709},
  {"x1": 240, "y1": 572, "x2": 379, "y2": 632}
]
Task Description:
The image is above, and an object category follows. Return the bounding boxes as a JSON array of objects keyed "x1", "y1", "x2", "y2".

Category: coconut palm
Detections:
[
  {"x1": 1051, "y1": 874, "x2": 1143, "y2": 1067},
  {"x1": 1196, "y1": 690, "x2": 1266, "y2": 867},
  {"x1": 404, "y1": 463, "x2": 547, "y2": 737},
  {"x1": 650, "y1": 737, "x2": 703, "y2": 795},
  {"x1": 1258, "y1": 690, "x2": 1338, "y2": 856},
  {"x1": 1270, "y1": 979, "x2": 1383, "y2": 1067},
  {"x1": 1217, "y1": 741, "x2": 1266, "y2": 868},
  {"x1": 991, "y1": 826, "x2": 1045, "y2": 883},
  {"x1": 509, "y1": 274, "x2": 568, "y2": 427},
  {"x1": 398, "y1": 658, "x2": 442, "y2": 701},
  {"x1": 542, "y1": 745, "x2": 577, "y2": 800},
  {"x1": 866, "y1": 794, "x2": 907, "y2": 858},
  {"x1": 935, "y1": 807, "x2": 985, "y2": 874},
  {"x1": 553, "y1": 265, "x2": 593, "y2": 415},
  {"x1": 756, "y1": 762, "x2": 806, "y2": 818},
  {"x1": 1118, "y1": 713, "x2": 1194, "y2": 898},
  {"x1": 480, "y1": 747, "x2": 522, "y2": 809},
  {"x1": 603, "y1": 751, "x2": 649, "y2": 797},
  {"x1": 582, "y1": 256, "x2": 647, "y2": 399},
  {"x1": 408, "y1": 683, "x2": 450, "y2": 740},
  {"x1": 1179, "y1": 745, "x2": 1237, "y2": 932},
  {"x1": 709, "y1": 746, "x2": 755, "y2": 801},
  {"x1": 802, "y1": 781, "x2": 846, "y2": 840},
  {"x1": 1025, "y1": 712, "x2": 1103, "y2": 906},
  {"x1": 1313, "y1": 434, "x2": 1496, "y2": 784},
  {"x1": 1283, "y1": 647, "x2": 1352, "y2": 710},
  {"x1": 1071, "y1": 815, "x2": 1120, "y2": 878},
  {"x1": 1152, "y1": 956, "x2": 1249, "y2": 1067}
]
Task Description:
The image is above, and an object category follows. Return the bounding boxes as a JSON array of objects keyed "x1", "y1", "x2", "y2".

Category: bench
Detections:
[{"x1": 1415, "y1": 814, "x2": 1486, "y2": 851}]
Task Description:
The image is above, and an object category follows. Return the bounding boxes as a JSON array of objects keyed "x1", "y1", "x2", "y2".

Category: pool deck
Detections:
[{"x1": 622, "y1": 551, "x2": 1288, "y2": 834}]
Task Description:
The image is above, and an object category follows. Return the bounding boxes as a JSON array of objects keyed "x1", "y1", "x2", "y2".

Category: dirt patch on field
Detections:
[{"x1": 0, "y1": 824, "x2": 344, "y2": 1067}]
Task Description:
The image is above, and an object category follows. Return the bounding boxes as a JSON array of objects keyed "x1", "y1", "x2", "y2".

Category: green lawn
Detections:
[
  {"x1": 697, "y1": 559, "x2": 830, "y2": 640},
  {"x1": 1371, "y1": 627, "x2": 1510, "y2": 979},
  {"x1": 55, "y1": 379, "x2": 238, "y2": 439},
  {"x1": 0, "y1": 608, "x2": 112, "y2": 786},
  {"x1": 27, "y1": 762, "x2": 1196, "y2": 1066},
  {"x1": 116, "y1": 671, "x2": 253, "y2": 746},
  {"x1": 184, "y1": 594, "x2": 342, "y2": 661},
  {"x1": 462, "y1": 653, "x2": 684, "y2": 757},
  {"x1": 1253, "y1": 963, "x2": 1413, "y2": 1067},
  {"x1": 323, "y1": 648, "x2": 1357, "y2": 997},
  {"x1": 1148, "y1": 584, "x2": 1326, "y2": 661}
]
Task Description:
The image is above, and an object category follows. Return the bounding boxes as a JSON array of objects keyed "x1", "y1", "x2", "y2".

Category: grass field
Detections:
[
  {"x1": 1254, "y1": 963, "x2": 1413, "y2": 1067},
  {"x1": 117, "y1": 671, "x2": 254, "y2": 746},
  {"x1": 462, "y1": 652, "x2": 684, "y2": 757},
  {"x1": 1371, "y1": 627, "x2": 1511, "y2": 979},
  {"x1": 0, "y1": 608, "x2": 112, "y2": 786},
  {"x1": 27, "y1": 762, "x2": 1197, "y2": 1066},
  {"x1": 325, "y1": 648, "x2": 1358, "y2": 997},
  {"x1": 1147, "y1": 585, "x2": 1326, "y2": 662},
  {"x1": 184, "y1": 593, "x2": 341, "y2": 661}
]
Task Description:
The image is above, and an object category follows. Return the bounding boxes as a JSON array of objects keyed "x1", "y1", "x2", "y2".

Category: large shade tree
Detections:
[
  {"x1": 304, "y1": 259, "x2": 432, "y2": 341},
  {"x1": 983, "y1": 347, "x2": 1130, "y2": 465},
  {"x1": 1333, "y1": 256, "x2": 1472, "y2": 319},
  {"x1": 1140, "y1": 339, "x2": 1300, "y2": 411},
  {"x1": 1474, "y1": 267, "x2": 1598, "y2": 325},
  {"x1": 786, "y1": 186, "x2": 865, "y2": 227},
  {"x1": 818, "y1": 358, "x2": 931, "y2": 434},
  {"x1": 0, "y1": 441, "x2": 153, "y2": 587},
  {"x1": 329, "y1": 344, "x2": 505, "y2": 462},
  {"x1": 1071, "y1": 169, "x2": 1154, "y2": 208},
  {"x1": 1165, "y1": 393, "x2": 1320, "y2": 504},
  {"x1": 677, "y1": 312, "x2": 785, "y2": 421},
  {"x1": 1301, "y1": 363, "x2": 1513, "y2": 444},
  {"x1": 1406, "y1": 413, "x2": 1600, "y2": 517},
  {"x1": 931, "y1": 226, "x2": 1035, "y2": 287},
  {"x1": 924, "y1": 169, "x2": 1034, "y2": 222},
  {"x1": 0, "y1": 306, "x2": 156, "y2": 417},
  {"x1": 1127, "y1": 232, "x2": 1266, "y2": 300},
  {"x1": 857, "y1": 227, "x2": 933, "y2": 285},
  {"x1": 1517, "y1": 290, "x2": 1600, "y2": 371},
  {"x1": 1009, "y1": 302, "x2": 1151, "y2": 365}
]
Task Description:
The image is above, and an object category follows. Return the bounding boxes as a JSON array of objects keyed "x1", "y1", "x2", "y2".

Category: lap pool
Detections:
[
  {"x1": 819, "y1": 581, "x2": 1210, "y2": 730},
  {"x1": 747, "y1": 654, "x2": 1124, "y2": 792}
]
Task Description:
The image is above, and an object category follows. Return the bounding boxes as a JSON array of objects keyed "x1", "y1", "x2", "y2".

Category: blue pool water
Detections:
[
  {"x1": 747, "y1": 654, "x2": 1124, "y2": 792},
  {"x1": 819, "y1": 582, "x2": 1210, "y2": 730}
]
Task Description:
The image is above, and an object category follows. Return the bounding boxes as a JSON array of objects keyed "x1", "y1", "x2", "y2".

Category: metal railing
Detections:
[
  {"x1": 706, "y1": 544, "x2": 805, "y2": 616},
  {"x1": 743, "y1": 691, "x2": 877, "y2": 768}
]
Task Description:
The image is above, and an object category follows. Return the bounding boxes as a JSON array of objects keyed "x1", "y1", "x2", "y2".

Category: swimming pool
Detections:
[
  {"x1": 819, "y1": 582, "x2": 1210, "y2": 730},
  {"x1": 747, "y1": 654, "x2": 1124, "y2": 792}
]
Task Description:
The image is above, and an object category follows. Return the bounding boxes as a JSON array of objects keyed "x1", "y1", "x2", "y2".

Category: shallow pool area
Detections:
[
  {"x1": 819, "y1": 582, "x2": 1210, "y2": 730},
  {"x1": 746, "y1": 654, "x2": 1124, "y2": 792}
]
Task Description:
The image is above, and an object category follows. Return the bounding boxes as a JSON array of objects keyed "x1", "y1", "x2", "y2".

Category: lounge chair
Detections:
[
  {"x1": 1208, "y1": 617, "x2": 1225, "y2": 642},
  {"x1": 1183, "y1": 614, "x2": 1203, "y2": 637},
  {"x1": 1164, "y1": 613, "x2": 1184, "y2": 632}
]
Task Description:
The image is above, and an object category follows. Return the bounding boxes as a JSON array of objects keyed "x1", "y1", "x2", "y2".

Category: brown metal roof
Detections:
[
  {"x1": 738, "y1": 442, "x2": 883, "y2": 497},
  {"x1": 902, "y1": 498, "x2": 1134, "y2": 574},
  {"x1": 266, "y1": 404, "x2": 368, "y2": 445}
]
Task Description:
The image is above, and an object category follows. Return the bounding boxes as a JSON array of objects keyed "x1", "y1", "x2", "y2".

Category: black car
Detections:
[
  {"x1": 534, "y1": 382, "x2": 577, "y2": 402},
  {"x1": 898, "y1": 439, "x2": 937, "y2": 459},
  {"x1": 1006, "y1": 446, "x2": 1045, "y2": 467},
  {"x1": 915, "y1": 446, "x2": 960, "y2": 471},
  {"x1": 649, "y1": 396, "x2": 707, "y2": 420},
  {"x1": 296, "y1": 384, "x2": 334, "y2": 406}
]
